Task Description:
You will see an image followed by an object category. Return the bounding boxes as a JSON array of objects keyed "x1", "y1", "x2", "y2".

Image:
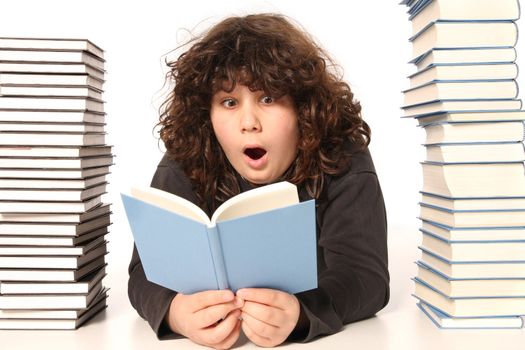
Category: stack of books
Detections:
[
  {"x1": 401, "y1": 0, "x2": 525, "y2": 329},
  {"x1": 0, "y1": 37, "x2": 111, "y2": 330}
]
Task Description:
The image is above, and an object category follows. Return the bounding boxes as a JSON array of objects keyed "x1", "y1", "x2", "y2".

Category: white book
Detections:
[
  {"x1": 0, "y1": 237, "x2": 106, "y2": 256},
  {"x1": 0, "y1": 301, "x2": 107, "y2": 330},
  {"x1": 0, "y1": 183, "x2": 107, "y2": 202},
  {"x1": 413, "y1": 48, "x2": 517, "y2": 71},
  {"x1": 0, "y1": 156, "x2": 113, "y2": 169},
  {"x1": 0, "y1": 50, "x2": 104, "y2": 70},
  {"x1": 404, "y1": 80, "x2": 518, "y2": 107},
  {"x1": 416, "y1": 262, "x2": 525, "y2": 298},
  {"x1": 0, "y1": 195, "x2": 102, "y2": 213},
  {"x1": 413, "y1": 278, "x2": 525, "y2": 317},
  {"x1": 410, "y1": 0, "x2": 520, "y2": 36},
  {"x1": 425, "y1": 142, "x2": 525, "y2": 163},
  {"x1": 421, "y1": 233, "x2": 525, "y2": 262},
  {"x1": 0, "y1": 85, "x2": 103, "y2": 99},
  {"x1": 410, "y1": 22, "x2": 518, "y2": 60},
  {"x1": 402, "y1": 99, "x2": 522, "y2": 118},
  {"x1": 421, "y1": 162, "x2": 525, "y2": 198},
  {"x1": 0, "y1": 203, "x2": 110, "y2": 223},
  {"x1": 418, "y1": 302, "x2": 523, "y2": 329},
  {"x1": 0, "y1": 244, "x2": 107, "y2": 269},
  {"x1": 0, "y1": 166, "x2": 109, "y2": 179},
  {"x1": 0, "y1": 37, "x2": 104, "y2": 59},
  {"x1": 0, "y1": 296, "x2": 107, "y2": 329},
  {"x1": 0, "y1": 145, "x2": 111, "y2": 157},
  {"x1": 409, "y1": 63, "x2": 518, "y2": 89},
  {"x1": 0, "y1": 175, "x2": 107, "y2": 190},
  {"x1": 0, "y1": 280, "x2": 103, "y2": 309},
  {"x1": 0, "y1": 96, "x2": 104, "y2": 112},
  {"x1": 0, "y1": 255, "x2": 105, "y2": 281},
  {"x1": 0, "y1": 213, "x2": 110, "y2": 236},
  {"x1": 0, "y1": 73, "x2": 103, "y2": 90},
  {"x1": 420, "y1": 250, "x2": 525, "y2": 279},
  {"x1": 0, "y1": 286, "x2": 107, "y2": 315},
  {"x1": 0, "y1": 62, "x2": 104, "y2": 81},
  {"x1": 0, "y1": 110, "x2": 105, "y2": 123},
  {"x1": 423, "y1": 122, "x2": 524, "y2": 144},
  {"x1": 0, "y1": 291, "x2": 107, "y2": 325},
  {"x1": 416, "y1": 110, "x2": 525, "y2": 126},
  {"x1": 0, "y1": 122, "x2": 105, "y2": 133},
  {"x1": 0, "y1": 131, "x2": 106, "y2": 146},
  {"x1": 0, "y1": 226, "x2": 107, "y2": 247}
]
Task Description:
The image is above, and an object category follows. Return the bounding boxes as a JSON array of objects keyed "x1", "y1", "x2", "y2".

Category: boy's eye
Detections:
[
  {"x1": 221, "y1": 98, "x2": 237, "y2": 108},
  {"x1": 260, "y1": 96, "x2": 274, "y2": 104}
]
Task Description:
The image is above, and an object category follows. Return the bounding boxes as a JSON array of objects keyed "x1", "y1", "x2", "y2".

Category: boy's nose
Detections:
[{"x1": 240, "y1": 105, "x2": 261, "y2": 132}]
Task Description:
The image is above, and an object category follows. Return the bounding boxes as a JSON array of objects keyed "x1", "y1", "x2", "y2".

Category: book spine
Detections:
[{"x1": 206, "y1": 225, "x2": 229, "y2": 290}]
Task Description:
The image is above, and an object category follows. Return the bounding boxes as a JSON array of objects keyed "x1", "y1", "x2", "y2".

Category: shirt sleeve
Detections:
[
  {"x1": 290, "y1": 169, "x2": 390, "y2": 342},
  {"x1": 127, "y1": 158, "x2": 198, "y2": 340}
]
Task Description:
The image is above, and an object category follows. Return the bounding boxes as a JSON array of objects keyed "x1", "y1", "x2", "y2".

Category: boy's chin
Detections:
[{"x1": 239, "y1": 172, "x2": 275, "y2": 186}]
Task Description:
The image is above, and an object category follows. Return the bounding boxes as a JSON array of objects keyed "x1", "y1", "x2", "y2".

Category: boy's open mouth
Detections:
[{"x1": 244, "y1": 147, "x2": 267, "y2": 160}]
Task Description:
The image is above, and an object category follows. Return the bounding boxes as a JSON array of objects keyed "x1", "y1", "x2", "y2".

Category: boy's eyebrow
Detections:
[{"x1": 212, "y1": 90, "x2": 231, "y2": 97}]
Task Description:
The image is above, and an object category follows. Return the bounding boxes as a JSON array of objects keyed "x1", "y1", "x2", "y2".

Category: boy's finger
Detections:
[
  {"x1": 194, "y1": 298, "x2": 243, "y2": 328},
  {"x1": 236, "y1": 288, "x2": 288, "y2": 309},
  {"x1": 212, "y1": 317, "x2": 242, "y2": 349},
  {"x1": 189, "y1": 290, "x2": 235, "y2": 311},
  {"x1": 241, "y1": 300, "x2": 284, "y2": 327},
  {"x1": 201, "y1": 309, "x2": 242, "y2": 345},
  {"x1": 241, "y1": 318, "x2": 274, "y2": 347},
  {"x1": 241, "y1": 310, "x2": 279, "y2": 338}
]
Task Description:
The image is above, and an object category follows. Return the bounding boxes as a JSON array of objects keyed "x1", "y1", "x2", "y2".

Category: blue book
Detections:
[
  {"x1": 401, "y1": 98, "x2": 522, "y2": 118},
  {"x1": 412, "y1": 277, "x2": 525, "y2": 317},
  {"x1": 409, "y1": 21, "x2": 518, "y2": 62},
  {"x1": 419, "y1": 232, "x2": 525, "y2": 263},
  {"x1": 423, "y1": 142, "x2": 525, "y2": 164},
  {"x1": 402, "y1": 80, "x2": 519, "y2": 108},
  {"x1": 408, "y1": 63, "x2": 519, "y2": 90},
  {"x1": 422, "y1": 121, "x2": 525, "y2": 145},
  {"x1": 413, "y1": 110, "x2": 525, "y2": 126},
  {"x1": 420, "y1": 161, "x2": 525, "y2": 198},
  {"x1": 416, "y1": 260, "x2": 525, "y2": 298},
  {"x1": 407, "y1": 0, "x2": 520, "y2": 38},
  {"x1": 121, "y1": 181, "x2": 318, "y2": 295},
  {"x1": 418, "y1": 248, "x2": 525, "y2": 279},
  {"x1": 410, "y1": 47, "x2": 517, "y2": 70},
  {"x1": 417, "y1": 301, "x2": 524, "y2": 329},
  {"x1": 419, "y1": 202, "x2": 525, "y2": 228},
  {"x1": 420, "y1": 218, "x2": 525, "y2": 242}
]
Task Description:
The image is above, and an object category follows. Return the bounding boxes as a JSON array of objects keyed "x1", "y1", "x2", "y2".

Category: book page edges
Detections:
[
  {"x1": 211, "y1": 181, "x2": 299, "y2": 224},
  {"x1": 130, "y1": 186, "x2": 209, "y2": 224}
]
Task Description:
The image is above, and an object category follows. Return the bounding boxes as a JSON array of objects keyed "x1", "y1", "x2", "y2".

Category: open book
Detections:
[{"x1": 121, "y1": 181, "x2": 317, "y2": 294}]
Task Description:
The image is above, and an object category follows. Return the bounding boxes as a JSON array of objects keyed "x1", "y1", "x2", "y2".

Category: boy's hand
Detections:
[
  {"x1": 237, "y1": 288, "x2": 300, "y2": 347},
  {"x1": 165, "y1": 290, "x2": 243, "y2": 349}
]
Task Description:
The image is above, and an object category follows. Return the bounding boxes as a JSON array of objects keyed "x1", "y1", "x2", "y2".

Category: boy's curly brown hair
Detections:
[{"x1": 158, "y1": 13, "x2": 370, "y2": 208}]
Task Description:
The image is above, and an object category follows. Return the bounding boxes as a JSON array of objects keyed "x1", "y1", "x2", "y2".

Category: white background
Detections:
[{"x1": 1, "y1": 0, "x2": 524, "y2": 318}]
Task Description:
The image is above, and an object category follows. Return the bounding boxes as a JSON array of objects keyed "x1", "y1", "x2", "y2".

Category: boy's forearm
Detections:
[{"x1": 128, "y1": 245, "x2": 180, "y2": 340}]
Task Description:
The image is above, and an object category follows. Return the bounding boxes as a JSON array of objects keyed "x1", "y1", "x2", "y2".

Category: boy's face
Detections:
[{"x1": 210, "y1": 84, "x2": 299, "y2": 185}]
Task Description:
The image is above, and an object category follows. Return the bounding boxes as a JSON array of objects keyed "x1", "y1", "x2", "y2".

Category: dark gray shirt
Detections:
[{"x1": 128, "y1": 147, "x2": 389, "y2": 342}]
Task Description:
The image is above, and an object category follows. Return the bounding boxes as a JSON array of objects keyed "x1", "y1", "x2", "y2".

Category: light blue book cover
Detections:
[{"x1": 121, "y1": 193, "x2": 317, "y2": 295}]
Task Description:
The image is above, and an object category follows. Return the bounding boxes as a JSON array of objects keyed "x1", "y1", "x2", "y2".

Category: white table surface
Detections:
[{"x1": 1, "y1": 223, "x2": 524, "y2": 350}]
